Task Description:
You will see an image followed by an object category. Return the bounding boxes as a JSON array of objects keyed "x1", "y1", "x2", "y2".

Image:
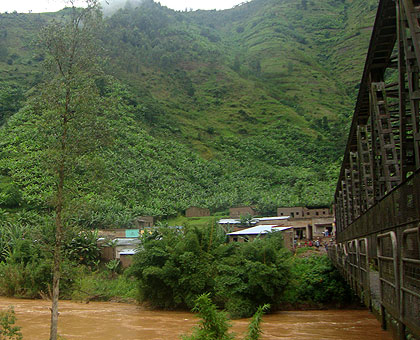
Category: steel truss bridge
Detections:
[{"x1": 328, "y1": 0, "x2": 420, "y2": 339}]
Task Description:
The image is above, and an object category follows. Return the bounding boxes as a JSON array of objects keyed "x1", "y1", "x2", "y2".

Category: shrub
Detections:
[
  {"x1": 65, "y1": 229, "x2": 101, "y2": 268},
  {"x1": 0, "y1": 178, "x2": 22, "y2": 208},
  {"x1": 130, "y1": 226, "x2": 291, "y2": 317},
  {"x1": 214, "y1": 234, "x2": 290, "y2": 317},
  {"x1": 182, "y1": 293, "x2": 234, "y2": 340},
  {"x1": 0, "y1": 257, "x2": 78, "y2": 299},
  {"x1": 283, "y1": 254, "x2": 352, "y2": 306},
  {"x1": 70, "y1": 270, "x2": 137, "y2": 302},
  {"x1": 0, "y1": 307, "x2": 22, "y2": 340},
  {"x1": 182, "y1": 294, "x2": 269, "y2": 340},
  {"x1": 129, "y1": 226, "x2": 219, "y2": 309}
]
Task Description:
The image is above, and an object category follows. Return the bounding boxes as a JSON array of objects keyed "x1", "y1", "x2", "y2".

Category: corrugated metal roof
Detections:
[
  {"x1": 255, "y1": 216, "x2": 290, "y2": 221},
  {"x1": 119, "y1": 248, "x2": 137, "y2": 255},
  {"x1": 114, "y1": 238, "x2": 141, "y2": 246},
  {"x1": 227, "y1": 225, "x2": 292, "y2": 235},
  {"x1": 218, "y1": 219, "x2": 241, "y2": 224}
]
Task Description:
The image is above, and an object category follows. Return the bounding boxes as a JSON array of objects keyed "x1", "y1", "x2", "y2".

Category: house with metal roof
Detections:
[
  {"x1": 253, "y1": 216, "x2": 290, "y2": 225},
  {"x1": 227, "y1": 225, "x2": 293, "y2": 248}
]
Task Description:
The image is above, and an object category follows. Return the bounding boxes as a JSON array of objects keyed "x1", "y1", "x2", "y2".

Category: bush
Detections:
[
  {"x1": 0, "y1": 178, "x2": 22, "y2": 208},
  {"x1": 0, "y1": 257, "x2": 78, "y2": 299},
  {"x1": 182, "y1": 293, "x2": 234, "y2": 340},
  {"x1": 283, "y1": 254, "x2": 352, "y2": 306},
  {"x1": 182, "y1": 294, "x2": 269, "y2": 340},
  {"x1": 214, "y1": 234, "x2": 290, "y2": 317},
  {"x1": 129, "y1": 226, "x2": 219, "y2": 309},
  {"x1": 130, "y1": 226, "x2": 291, "y2": 317},
  {"x1": 70, "y1": 269, "x2": 137, "y2": 302},
  {"x1": 0, "y1": 307, "x2": 22, "y2": 340},
  {"x1": 0, "y1": 221, "x2": 81, "y2": 299},
  {"x1": 65, "y1": 229, "x2": 101, "y2": 268}
]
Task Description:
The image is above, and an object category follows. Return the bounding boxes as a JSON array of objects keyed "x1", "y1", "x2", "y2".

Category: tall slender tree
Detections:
[{"x1": 37, "y1": 1, "x2": 105, "y2": 339}]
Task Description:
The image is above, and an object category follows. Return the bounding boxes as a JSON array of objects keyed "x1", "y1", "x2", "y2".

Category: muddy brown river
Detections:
[{"x1": 0, "y1": 297, "x2": 392, "y2": 339}]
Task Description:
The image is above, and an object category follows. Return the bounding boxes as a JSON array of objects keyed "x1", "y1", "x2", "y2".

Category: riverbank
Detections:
[
  {"x1": 0, "y1": 225, "x2": 355, "y2": 321},
  {"x1": 0, "y1": 297, "x2": 393, "y2": 340}
]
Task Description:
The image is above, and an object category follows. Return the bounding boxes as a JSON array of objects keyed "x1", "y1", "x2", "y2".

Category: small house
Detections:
[
  {"x1": 277, "y1": 207, "x2": 305, "y2": 218},
  {"x1": 134, "y1": 216, "x2": 154, "y2": 228},
  {"x1": 185, "y1": 206, "x2": 210, "y2": 217},
  {"x1": 254, "y1": 216, "x2": 290, "y2": 225},
  {"x1": 227, "y1": 225, "x2": 293, "y2": 249},
  {"x1": 229, "y1": 206, "x2": 258, "y2": 218}
]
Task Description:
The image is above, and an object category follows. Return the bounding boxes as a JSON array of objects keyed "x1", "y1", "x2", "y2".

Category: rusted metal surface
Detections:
[
  {"x1": 335, "y1": 0, "x2": 420, "y2": 229},
  {"x1": 332, "y1": 1, "x2": 420, "y2": 338},
  {"x1": 401, "y1": 226, "x2": 420, "y2": 336}
]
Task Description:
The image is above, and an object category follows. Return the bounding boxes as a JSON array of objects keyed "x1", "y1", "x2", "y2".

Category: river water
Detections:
[{"x1": 0, "y1": 297, "x2": 392, "y2": 340}]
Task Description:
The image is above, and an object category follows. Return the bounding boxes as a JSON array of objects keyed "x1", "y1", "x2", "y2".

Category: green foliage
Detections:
[
  {"x1": 105, "y1": 259, "x2": 121, "y2": 278},
  {"x1": 105, "y1": 259, "x2": 120, "y2": 272},
  {"x1": 214, "y1": 233, "x2": 290, "y2": 318},
  {"x1": 0, "y1": 177, "x2": 22, "y2": 208},
  {"x1": 65, "y1": 230, "x2": 101, "y2": 268},
  {"x1": 129, "y1": 226, "x2": 220, "y2": 309},
  {"x1": 0, "y1": 308, "x2": 22, "y2": 340},
  {"x1": 130, "y1": 226, "x2": 290, "y2": 317},
  {"x1": 0, "y1": 219, "x2": 79, "y2": 299},
  {"x1": 131, "y1": 224, "x2": 350, "y2": 315},
  {"x1": 239, "y1": 213, "x2": 253, "y2": 227},
  {"x1": 0, "y1": 84, "x2": 24, "y2": 125},
  {"x1": 283, "y1": 254, "x2": 352, "y2": 306},
  {"x1": 0, "y1": 223, "x2": 25, "y2": 262},
  {"x1": 244, "y1": 304, "x2": 270, "y2": 340},
  {"x1": 70, "y1": 269, "x2": 137, "y2": 302},
  {"x1": 182, "y1": 294, "x2": 269, "y2": 340},
  {"x1": 0, "y1": 258, "x2": 52, "y2": 298},
  {"x1": 0, "y1": 0, "x2": 377, "y2": 224},
  {"x1": 182, "y1": 293, "x2": 234, "y2": 340}
]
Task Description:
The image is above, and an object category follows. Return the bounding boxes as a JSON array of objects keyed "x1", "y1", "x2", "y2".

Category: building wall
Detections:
[
  {"x1": 277, "y1": 207, "x2": 305, "y2": 218},
  {"x1": 257, "y1": 219, "x2": 288, "y2": 226},
  {"x1": 277, "y1": 206, "x2": 332, "y2": 219},
  {"x1": 304, "y1": 207, "x2": 331, "y2": 218},
  {"x1": 98, "y1": 229, "x2": 126, "y2": 238},
  {"x1": 229, "y1": 206, "x2": 256, "y2": 218},
  {"x1": 185, "y1": 206, "x2": 210, "y2": 217},
  {"x1": 98, "y1": 229, "x2": 141, "y2": 238},
  {"x1": 120, "y1": 255, "x2": 133, "y2": 268},
  {"x1": 134, "y1": 216, "x2": 154, "y2": 228},
  {"x1": 228, "y1": 234, "x2": 255, "y2": 243},
  {"x1": 282, "y1": 230, "x2": 294, "y2": 250},
  {"x1": 101, "y1": 246, "x2": 115, "y2": 261}
]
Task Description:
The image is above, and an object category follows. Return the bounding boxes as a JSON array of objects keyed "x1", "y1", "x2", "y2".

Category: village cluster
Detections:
[{"x1": 98, "y1": 205, "x2": 336, "y2": 267}]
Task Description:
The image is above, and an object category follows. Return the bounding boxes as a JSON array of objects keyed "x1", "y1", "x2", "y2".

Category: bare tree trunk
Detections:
[
  {"x1": 50, "y1": 93, "x2": 69, "y2": 340},
  {"x1": 50, "y1": 161, "x2": 65, "y2": 340},
  {"x1": 50, "y1": 240, "x2": 61, "y2": 340}
]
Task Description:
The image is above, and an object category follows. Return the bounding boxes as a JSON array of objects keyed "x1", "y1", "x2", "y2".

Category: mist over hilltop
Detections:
[{"x1": 101, "y1": 0, "x2": 144, "y2": 16}]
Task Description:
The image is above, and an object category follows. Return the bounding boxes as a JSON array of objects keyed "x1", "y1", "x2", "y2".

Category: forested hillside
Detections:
[{"x1": 0, "y1": 0, "x2": 378, "y2": 227}]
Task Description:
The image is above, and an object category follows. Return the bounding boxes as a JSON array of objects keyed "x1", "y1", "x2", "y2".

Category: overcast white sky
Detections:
[{"x1": 0, "y1": 0, "x2": 244, "y2": 13}]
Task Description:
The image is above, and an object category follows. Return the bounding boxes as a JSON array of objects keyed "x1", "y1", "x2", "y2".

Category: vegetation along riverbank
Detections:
[{"x1": 0, "y1": 221, "x2": 353, "y2": 317}]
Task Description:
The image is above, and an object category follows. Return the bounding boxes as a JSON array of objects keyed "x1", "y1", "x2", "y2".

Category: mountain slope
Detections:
[{"x1": 0, "y1": 0, "x2": 377, "y2": 226}]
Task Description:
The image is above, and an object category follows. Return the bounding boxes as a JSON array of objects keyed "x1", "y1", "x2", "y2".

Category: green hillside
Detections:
[{"x1": 0, "y1": 0, "x2": 377, "y2": 227}]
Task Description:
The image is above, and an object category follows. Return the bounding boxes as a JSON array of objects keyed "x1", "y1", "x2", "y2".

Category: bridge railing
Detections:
[
  {"x1": 330, "y1": 224, "x2": 420, "y2": 339},
  {"x1": 401, "y1": 227, "x2": 420, "y2": 336}
]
